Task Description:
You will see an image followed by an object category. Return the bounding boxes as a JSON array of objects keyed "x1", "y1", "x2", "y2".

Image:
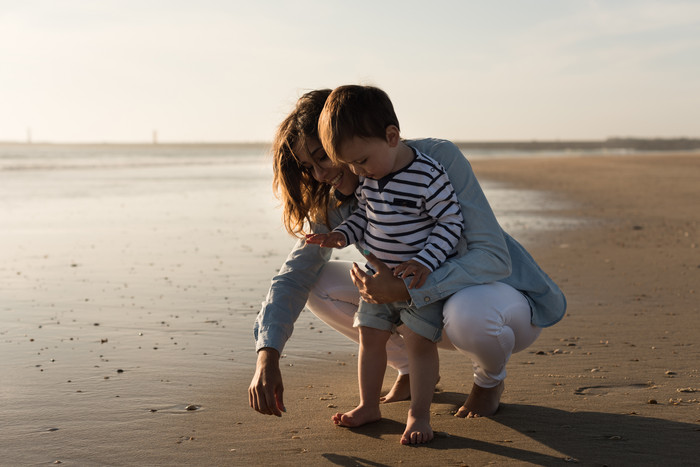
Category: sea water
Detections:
[
  {"x1": 0, "y1": 142, "x2": 580, "y2": 236},
  {"x1": 0, "y1": 142, "x2": 580, "y2": 364}
]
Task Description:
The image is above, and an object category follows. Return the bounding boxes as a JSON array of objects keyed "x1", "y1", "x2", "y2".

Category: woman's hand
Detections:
[
  {"x1": 248, "y1": 348, "x2": 286, "y2": 417},
  {"x1": 351, "y1": 252, "x2": 411, "y2": 304}
]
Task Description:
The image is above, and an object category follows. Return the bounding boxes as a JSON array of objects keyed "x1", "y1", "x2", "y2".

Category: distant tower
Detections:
[{"x1": 153, "y1": 130, "x2": 158, "y2": 145}]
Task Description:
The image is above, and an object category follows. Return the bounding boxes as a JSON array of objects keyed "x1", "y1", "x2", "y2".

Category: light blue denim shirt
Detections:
[{"x1": 254, "y1": 139, "x2": 567, "y2": 353}]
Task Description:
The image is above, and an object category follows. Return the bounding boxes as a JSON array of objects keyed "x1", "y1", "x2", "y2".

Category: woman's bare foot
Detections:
[
  {"x1": 332, "y1": 404, "x2": 381, "y2": 427},
  {"x1": 454, "y1": 381, "x2": 504, "y2": 418},
  {"x1": 400, "y1": 409, "x2": 434, "y2": 445},
  {"x1": 380, "y1": 374, "x2": 410, "y2": 403},
  {"x1": 380, "y1": 374, "x2": 441, "y2": 403}
]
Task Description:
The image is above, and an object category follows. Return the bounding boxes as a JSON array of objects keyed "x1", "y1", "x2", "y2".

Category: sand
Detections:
[{"x1": 2, "y1": 152, "x2": 699, "y2": 466}]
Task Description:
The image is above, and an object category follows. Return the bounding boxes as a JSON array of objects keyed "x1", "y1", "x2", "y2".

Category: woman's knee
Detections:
[
  {"x1": 442, "y1": 283, "x2": 536, "y2": 355},
  {"x1": 309, "y1": 261, "x2": 358, "y2": 303},
  {"x1": 443, "y1": 292, "x2": 497, "y2": 341}
]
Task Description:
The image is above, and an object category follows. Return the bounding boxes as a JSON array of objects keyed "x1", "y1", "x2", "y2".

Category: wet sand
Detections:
[{"x1": 2, "y1": 153, "x2": 699, "y2": 465}]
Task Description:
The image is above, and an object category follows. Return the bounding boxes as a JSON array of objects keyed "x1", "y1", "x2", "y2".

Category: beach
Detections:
[{"x1": 1, "y1": 147, "x2": 699, "y2": 466}]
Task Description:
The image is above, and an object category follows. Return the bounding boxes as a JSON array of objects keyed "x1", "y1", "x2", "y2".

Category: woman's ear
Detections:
[{"x1": 385, "y1": 125, "x2": 400, "y2": 147}]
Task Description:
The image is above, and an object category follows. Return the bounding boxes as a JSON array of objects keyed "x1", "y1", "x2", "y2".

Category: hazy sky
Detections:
[{"x1": 1, "y1": 0, "x2": 699, "y2": 143}]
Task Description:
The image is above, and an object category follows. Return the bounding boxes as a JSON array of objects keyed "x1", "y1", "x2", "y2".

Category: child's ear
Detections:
[{"x1": 385, "y1": 125, "x2": 400, "y2": 147}]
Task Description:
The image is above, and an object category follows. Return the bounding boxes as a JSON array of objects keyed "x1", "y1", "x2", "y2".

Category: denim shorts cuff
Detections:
[
  {"x1": 399, "y1": 313, "x2": 442, "y2": 343},
  {"x1": 353, "y1": 311, "x2": 396, "y2": 333}
]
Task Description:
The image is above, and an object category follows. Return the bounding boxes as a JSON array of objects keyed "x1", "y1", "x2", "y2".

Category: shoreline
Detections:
[{"x1": 2, "y1": 153, "x2": 699, "y2": 465}]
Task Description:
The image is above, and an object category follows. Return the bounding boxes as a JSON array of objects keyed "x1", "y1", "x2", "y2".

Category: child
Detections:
[{"x1": 306, "y1": 85, "x2": 463, "y2": 445}]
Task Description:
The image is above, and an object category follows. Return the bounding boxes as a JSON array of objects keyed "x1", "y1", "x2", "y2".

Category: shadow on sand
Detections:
[
  {"x1": 487, "y1": 402, "x2": 700, "y2": 465},
  {"x1": 435, "y1": 389, "x2": 700, "y2": 466},
  {"x1": 322, "y1": 392, "x2": 699, "y2": 466}
]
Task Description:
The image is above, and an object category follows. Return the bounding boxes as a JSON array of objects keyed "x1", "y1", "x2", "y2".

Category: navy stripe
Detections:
[
  {"x1": 333, "y1": 150, "x2": 463, "y2": 272},
  {"x1": 363, "y1": 240, "x2": 421, "y2": 258}
]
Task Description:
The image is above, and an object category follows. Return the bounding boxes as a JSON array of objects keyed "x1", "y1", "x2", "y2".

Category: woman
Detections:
[{"x1": 248, "y1": 89, "x2": 566, "y2": 419}]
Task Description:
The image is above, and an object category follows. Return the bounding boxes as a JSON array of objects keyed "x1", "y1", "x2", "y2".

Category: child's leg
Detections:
[
  {"x1": 307, "y1": 260, "x2": 412, "y2": 400},
  {"x1": 400, "y1": 328, "x2": 439, "y2": 445},
  {"x1": 332, "y1": 326, "x2": 391, "y2": 427}
]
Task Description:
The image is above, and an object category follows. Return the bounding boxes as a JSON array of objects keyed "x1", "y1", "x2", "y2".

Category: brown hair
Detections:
[
  {"x1": 318, "y1": 85, "x2": 400, "y2": 164},
  {"x1": 272, "y1": 89, "x2": 337, "y2": 236}
]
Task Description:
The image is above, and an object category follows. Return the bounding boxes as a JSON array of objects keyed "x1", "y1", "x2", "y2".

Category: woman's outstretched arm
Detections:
[{"x1": 250, "y1": 230, "x2": 332, "y2": 417}]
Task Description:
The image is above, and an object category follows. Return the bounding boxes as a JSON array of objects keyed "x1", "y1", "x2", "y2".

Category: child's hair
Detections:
[
  {"x1": 272, "y1": 89, "x2": 337, "y2": 236},
  {"x1": 318, "y1": 85, "x2": 400, "y2": 164}
]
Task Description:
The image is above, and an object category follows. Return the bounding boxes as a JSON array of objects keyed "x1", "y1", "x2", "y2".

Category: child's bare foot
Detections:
[
  {"x1": 380, "y1": 374, "x2": 410, "y2": 403},
  {"x1": 332, "y1": 404, "x2": 381, "y2": 427},
  {"x1": 400, "y1": 409, "x2": 433, "y2": 445},
  {"x1": 454, "y1": 381, "x2": 504, "y2": 418}
]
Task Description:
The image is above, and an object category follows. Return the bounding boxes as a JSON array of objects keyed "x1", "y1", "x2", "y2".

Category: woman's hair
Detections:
[{"x1": 272, "y1": 89, "x2": 336, "y2": 236}]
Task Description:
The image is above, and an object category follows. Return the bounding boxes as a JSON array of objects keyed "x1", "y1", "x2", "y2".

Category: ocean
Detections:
[
  {"x1": 0, "y1": 141, "x2": 579, "y2": 367},
  {"x1": 0, "y1": 142, "x2": 583, "y2": 248}
]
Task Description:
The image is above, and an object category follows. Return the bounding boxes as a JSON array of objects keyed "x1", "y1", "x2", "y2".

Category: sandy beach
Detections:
[{"x1": 2, "y1": 149, "x2": 699, "y2": 466}]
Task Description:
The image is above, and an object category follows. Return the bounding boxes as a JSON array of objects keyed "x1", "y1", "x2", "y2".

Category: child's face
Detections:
[{"x1": 337, "y1": 135, "x2": 397, "y2": 180}]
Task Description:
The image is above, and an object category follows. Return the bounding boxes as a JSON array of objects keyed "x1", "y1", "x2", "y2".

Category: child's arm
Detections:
[
  {"x1": 313, "y1": 182, "x2": 368, "y2": 249},
  {"x1": 305, "y1": 232, "x2": 347, "y2": 248},
  {"x1": 393, "y1": 259, "x2": 431, "y2": 290},
  {"x1": 413, "y1": 166, "x2": 464, "y2": 272}
]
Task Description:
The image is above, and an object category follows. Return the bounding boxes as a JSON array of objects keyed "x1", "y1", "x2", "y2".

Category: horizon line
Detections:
[{"x1": 2, "y1": 136, "x2": 700, "y2": 146}]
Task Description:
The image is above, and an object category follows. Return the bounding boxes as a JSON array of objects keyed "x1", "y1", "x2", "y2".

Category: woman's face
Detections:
[{"x1": 295, "y1": 137, "x2": 359, "y2": 196}]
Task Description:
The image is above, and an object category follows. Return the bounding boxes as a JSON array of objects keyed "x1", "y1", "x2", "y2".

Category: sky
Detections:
[{"x1": 1, "y1": 0, "x2": 699, "y2": 143}]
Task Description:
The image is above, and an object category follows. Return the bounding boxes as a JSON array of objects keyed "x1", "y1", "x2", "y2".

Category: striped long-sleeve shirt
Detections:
[{"x1": 334, "y1": 151, "x2": 463, "y2": 272}]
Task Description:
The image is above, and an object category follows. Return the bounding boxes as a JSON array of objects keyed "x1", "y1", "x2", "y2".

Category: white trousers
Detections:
[{"x1": 306, "y1": 261, "x2": 542, "y2": 388}]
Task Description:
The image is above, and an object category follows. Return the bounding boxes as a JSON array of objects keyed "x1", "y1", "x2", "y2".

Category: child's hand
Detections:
[
  {"x1": 393, "y1": 260, "x2": 430, "y2": 289},
  {"x1": 305, "y1": 232, "x2": 347, "y2": 248}
]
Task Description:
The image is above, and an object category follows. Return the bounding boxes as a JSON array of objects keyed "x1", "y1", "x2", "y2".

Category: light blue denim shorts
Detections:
[{"x1": 353, "y1": 299, "x2": 444, "y2": 343}]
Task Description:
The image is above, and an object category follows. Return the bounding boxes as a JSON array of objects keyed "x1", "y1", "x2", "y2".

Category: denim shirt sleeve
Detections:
[
  {"x1": 253, "y1": 235, "x2": 331, "y2": 353},
  {"x1": 253, "y1": 200, "x2": 353, "y2": 353},
  {"x1": 405, "y1": 139, "x2": 512, "y2": 307}
]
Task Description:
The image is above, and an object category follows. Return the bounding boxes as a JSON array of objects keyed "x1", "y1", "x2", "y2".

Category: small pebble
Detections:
[
  {"x1": 185, "y1": 404, "x2": 200, "y2": 411},
  {"x1": 648, "y1": 399, "x2": 658, "y2": 404}
]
